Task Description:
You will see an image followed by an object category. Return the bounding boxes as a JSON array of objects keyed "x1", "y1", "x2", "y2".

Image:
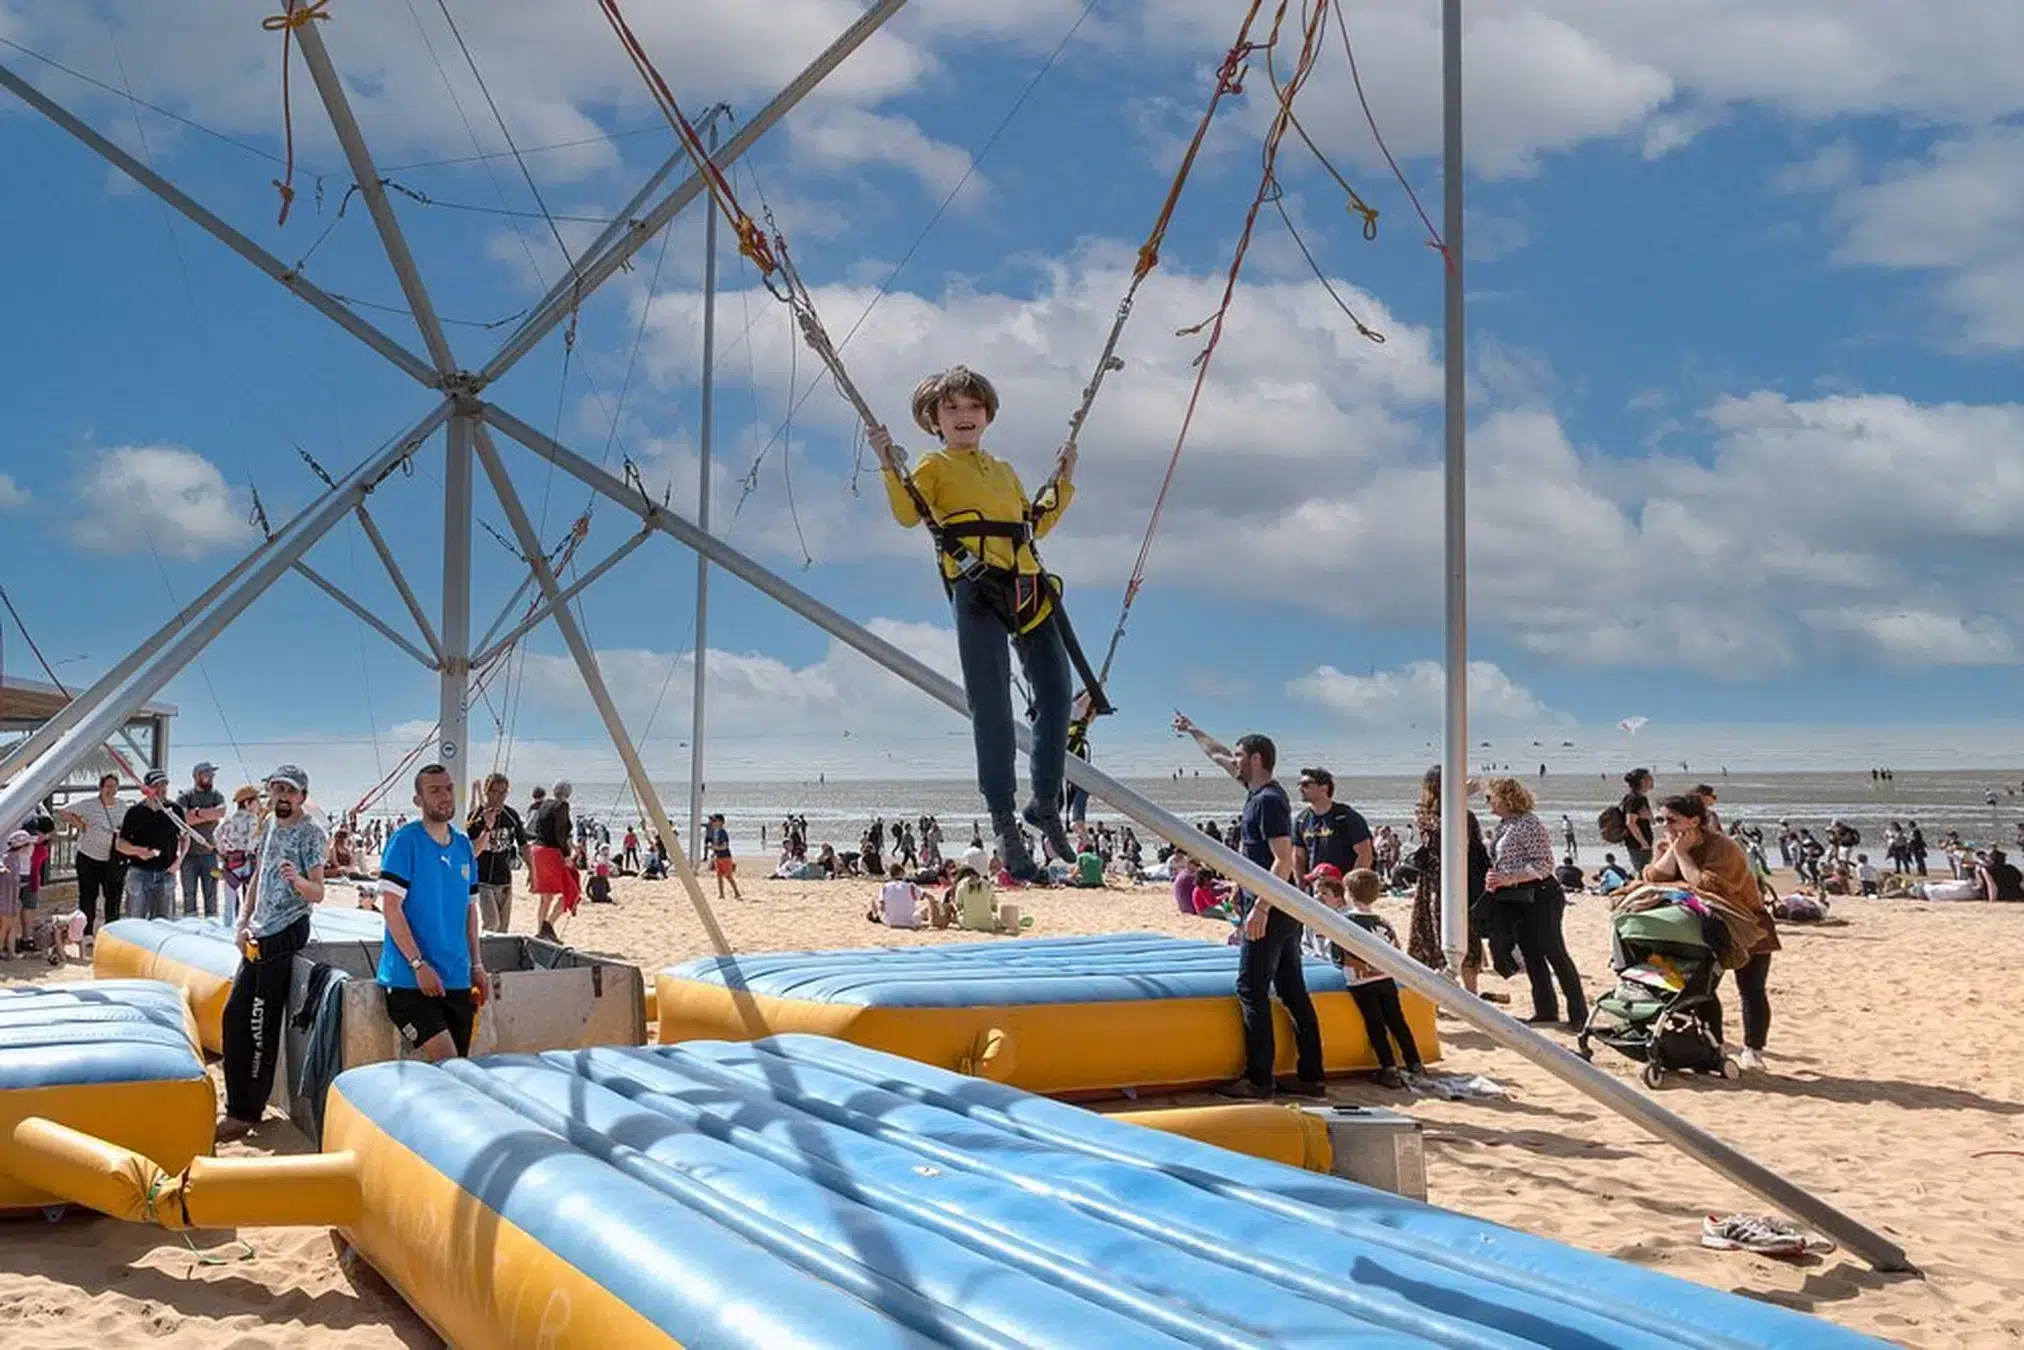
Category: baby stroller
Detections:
[{"x1": 1577, "y1": 901, "x2": 1740, "y2": 1088}]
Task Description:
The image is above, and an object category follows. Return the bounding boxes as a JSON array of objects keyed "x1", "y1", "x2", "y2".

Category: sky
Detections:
[{"x1": 3, "y1": 0, "x2": 2024, "y2": 807}]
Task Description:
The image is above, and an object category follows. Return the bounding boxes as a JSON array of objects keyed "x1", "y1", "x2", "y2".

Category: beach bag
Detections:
[{"x1": 1597, "y1": 804, "x2": 1628, "y2": 844}]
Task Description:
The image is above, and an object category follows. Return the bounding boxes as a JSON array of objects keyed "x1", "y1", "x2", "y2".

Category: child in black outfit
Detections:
[{"x1": 1310, "y1": 864, "x2": 1425, "y2": 1088}]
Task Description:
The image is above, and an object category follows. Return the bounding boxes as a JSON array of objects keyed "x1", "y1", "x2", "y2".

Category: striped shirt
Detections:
[{"x1": 1488, "y1": 810, "x2": 1556, "y2": 883}]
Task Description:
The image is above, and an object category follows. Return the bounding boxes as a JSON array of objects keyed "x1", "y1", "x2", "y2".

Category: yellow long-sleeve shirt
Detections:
[{"x1": 882, "y1": 444, "x2": 1074, "y2": 580}]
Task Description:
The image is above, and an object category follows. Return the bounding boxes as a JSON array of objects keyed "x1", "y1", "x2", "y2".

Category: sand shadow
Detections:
[
  {"x1": 1734, "y1": 1259, "x2": 1925, "y2": 1314},
  {"x1": 1743, "y1": 1072, "x2": 2024, "y2": 1114},
  {"x1": 1420, "y1": 1116, "x2": 1643, "y2": 1165}
]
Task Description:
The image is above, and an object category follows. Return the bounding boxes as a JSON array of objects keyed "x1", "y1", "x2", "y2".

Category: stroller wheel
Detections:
[
  {"x1": 1721, "y1": 1057, "x2": 1743, "y2": 1081},
  {"x1": 1641, "y1": 1063, "x2": 1666, "y2": 1090}
]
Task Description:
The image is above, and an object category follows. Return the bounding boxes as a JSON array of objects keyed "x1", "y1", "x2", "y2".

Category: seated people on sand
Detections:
[
  {"x1": 1594, "y1": 853, "x2": 1631, "y2": 895},
  {"x1": 1070, "y1": 840, "x2": 1105, "y2": 888},
  {"x1": 1978, "y1": 848, "x2": 2024, "y2": 902},
  {"x1": 1554, "y1": 855, "x2": 1586, "y2": 893},
  {"x1": 377, "y1": 764, "x2": 488, "y2": 1064},
  {"x1": 868, "y1": 863, "x2": 923, "y2": 929}
]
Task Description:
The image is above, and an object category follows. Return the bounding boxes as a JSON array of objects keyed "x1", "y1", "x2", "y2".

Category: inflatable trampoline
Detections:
[
  {"x1": 655, "y1": 934, "x2": 1440, "y2": 1095},
  {"x1": 91, "y1": 912, "x2": 392, "y2": 1051},
  {"x1": 0, "y1": 979, "x2": 213, "y2": 1212},
  {"x1": 324, "y1": 1034, "x2": 1881, "y2": 1348}
]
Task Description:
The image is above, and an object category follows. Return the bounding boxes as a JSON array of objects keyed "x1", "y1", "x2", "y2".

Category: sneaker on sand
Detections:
[
  {"x1": 1278, "y1": 1078, "x2": 1327, "y2": 1099},
  {"x1": 1701, "y1": 1214, "x2": 1807, "y2": 1256},
  {"x1": 1375, "y1": 1067, "x2": 1407, "y2": 1089},
  {"x1": 1738, "y1": 1047, "x2": 1766, "y2": 1072}
]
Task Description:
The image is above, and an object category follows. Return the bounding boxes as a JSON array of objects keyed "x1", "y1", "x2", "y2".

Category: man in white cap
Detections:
[
  {"x1": 218, "y1": 763, "x2": 327, "y2": 1141},
  {"x1": 115, "y1": 769, "x2": 185, "y2": 920},
  {"x1": 177, "y1": 760, "x2": 227, "y2": 918}
]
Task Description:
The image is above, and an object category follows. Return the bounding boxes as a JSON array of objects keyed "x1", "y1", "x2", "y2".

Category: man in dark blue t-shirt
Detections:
[
  {"x1": 378, "y1": 763, "x2": 487, "y2": 1061},
  {"x1": 1174, "y1": 714, "x2": 1325, "y2": 1100},
  {"x1": 1292, "y1": 766, "x2": 1373, "y2": 882}
]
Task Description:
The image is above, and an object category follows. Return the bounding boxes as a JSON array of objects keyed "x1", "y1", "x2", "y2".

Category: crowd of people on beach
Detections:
[{"x1": 10, "y1": 731, "x2": 2024, "y2": 1125}]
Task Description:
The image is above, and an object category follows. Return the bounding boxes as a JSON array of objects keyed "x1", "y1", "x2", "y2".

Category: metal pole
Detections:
[
  {"x1": 470, "y1": 424, "x2": 735, "y2": 955},
  {"x1": 355, "y1": 504, "x2": 444, "y2": 663},
  {"x1": 440, "y1": 411, "x2": 476, "y2": 820},
  {"x1": 478, "y1": 0, "x2": 910, "y2": 386},
  {"x1": 0, "y1": 404, "x2": 450, "y2": 828},
  {"x1": 1439, "y1": 0, "x2": 1470, "y2": 974},
  {"x1": 0, "y1": 62, "x2": 439, "y2": 388},
  {"x1": 484, "y1": 401, "x2": 1914, "y2": 1274},
  {"x1": 471, "y1": 527, "x2": 653, "y2": 670},
  {"x1": 291, "y1": 19, "x2": 459, "y2": 376},
  {"x1": 688, "y1": 110, "x2": 727, "y2": 862},
  {"x1": 291, "y1": 561, "x2": 441, "y2": 669}
]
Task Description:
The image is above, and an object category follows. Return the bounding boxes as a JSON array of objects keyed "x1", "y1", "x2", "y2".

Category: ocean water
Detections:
[{"x1": 541, "y1": 768, "x2": 2024, "y2": 859}]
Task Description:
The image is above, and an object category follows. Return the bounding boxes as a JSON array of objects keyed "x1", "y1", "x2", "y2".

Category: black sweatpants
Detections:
[
  {"x1": 1237, "y1": 907, "x2": 1324, "y2": 1088},
  {"x1": 1350, "y1": 979, "x2": 1422, "y2": 1071},
  {"x1": 222, "y1": 914, "x2": 311, "y2": 1123},
  {"x1": 1733, "y1": 951, "x2": 1772, "y2": 1051},
  {"x1": 75, "y1": 853, "x2": 124, "y2": 934},
  {"x1": 1512, "y1": 882, "x2": 1587, "y2": 1023}
]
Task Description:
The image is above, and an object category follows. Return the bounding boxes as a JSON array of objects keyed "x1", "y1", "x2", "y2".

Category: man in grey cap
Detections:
[
  {"x1": 219, "y1": 763, "x2": 327, "y2": 1141},
  {"x1": 115, "y1": 769, "x2": 185, "y2": 920},
  {"x1": 177, "y1": 760, "x2": 227, "y2": 918}
]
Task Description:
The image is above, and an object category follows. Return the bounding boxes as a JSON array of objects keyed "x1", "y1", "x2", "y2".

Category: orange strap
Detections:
[
  {"x1": 595, "y1": 0, "x2": 777, "y2": 275},
  {"x1": 261, "y1": 0, "x2": 330, "y2": 227}
]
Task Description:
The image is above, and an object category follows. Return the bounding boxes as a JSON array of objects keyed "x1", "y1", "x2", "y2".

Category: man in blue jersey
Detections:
[{"x1": 377, "y1": 763, "x2": 488, "y2": 1062}]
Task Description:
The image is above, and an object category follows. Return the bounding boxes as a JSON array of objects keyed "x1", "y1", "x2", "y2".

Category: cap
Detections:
[
  {"x1": 1306, "y1": 863, "x2": 1344, "y2": 883},
  {"x1": 267, "y1": 764, "x2": 310, "y2": 793},
  {"x1": 1298, "y1": 767, "x2": 1334, "y2": 790},
  {"x1": 143, "y1": 768, "x2": 170, "y2": 788},
  {"x1": 192, "y1": 761, "x2": 218, "y2": 775}
]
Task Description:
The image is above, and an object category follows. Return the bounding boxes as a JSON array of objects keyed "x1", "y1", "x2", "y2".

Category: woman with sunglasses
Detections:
[{"x1": 1643, "y1": 793, "x2": 1781, "y2": 1072}]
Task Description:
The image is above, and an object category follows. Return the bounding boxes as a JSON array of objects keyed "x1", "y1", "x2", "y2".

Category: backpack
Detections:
[{"x1": 1597, "y1": 804, "x2": 1629, "y2": 844}]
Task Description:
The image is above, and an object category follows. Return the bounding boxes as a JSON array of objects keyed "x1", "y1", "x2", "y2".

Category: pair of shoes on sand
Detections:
[{"x1": 1214, "y1": 1077, "x2": 1327, "y2": 1101}]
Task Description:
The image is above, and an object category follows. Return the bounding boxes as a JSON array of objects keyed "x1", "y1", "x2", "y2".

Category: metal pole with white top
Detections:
[
  {"x1": 484, "y1": 400, "x2": 1915, "y2": 1274},
  {"x1": 1439, "y1": 0, "x2": 1471, "y2": 973}
]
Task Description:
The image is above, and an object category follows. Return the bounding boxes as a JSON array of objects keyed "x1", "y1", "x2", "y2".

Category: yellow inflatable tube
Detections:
[
  {"x1": 3, "y1": 1117, "x2": 360, "y2": 1229},
  {"x1": 1108, "y1": 1103, "x2": 1334, "y2": 1172}
]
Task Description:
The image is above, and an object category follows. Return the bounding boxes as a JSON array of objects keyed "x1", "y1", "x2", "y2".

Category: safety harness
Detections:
[{"x1": 886, "y1": 465, "x2": 1114, "y2": 717}]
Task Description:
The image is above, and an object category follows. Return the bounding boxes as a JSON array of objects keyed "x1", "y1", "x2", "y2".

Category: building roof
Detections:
[{"x1": 0, "y1": 674, "x2": 178, "y2": 727}]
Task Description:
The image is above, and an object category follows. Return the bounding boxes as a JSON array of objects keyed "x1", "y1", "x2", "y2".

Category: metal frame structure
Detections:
[{"x1": 0, "y1": 0, "x2": 1910, "y2": 1275}]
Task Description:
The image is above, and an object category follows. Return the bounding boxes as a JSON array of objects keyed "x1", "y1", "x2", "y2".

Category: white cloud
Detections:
[
  {"x1": 1810, "y1": 126, "x2": 2024, "y2": 351},
  {"x1": 512, "y1": 618, "x2": 968, "y2": 747},
  {"x1": 786, "y1": 106, "x2": 980, "y2": 203},
  {"x1": 1290, "y1": 660, "x2": 1571, "y2": 730},
  {"x1": 624, "y1": 248, "x2": 2024, "y2": 676},
  {"x1": 68, "y1": 445, "x2": 257, "y2": 559},
  {"x1": 0, "y1": 474, "x2": 29, "y2": 511},
  {"x1": 1802, "y1": 607, "x2": 2015, "y2": 666}
]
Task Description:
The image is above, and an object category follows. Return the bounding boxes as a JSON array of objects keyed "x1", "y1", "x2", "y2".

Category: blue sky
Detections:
[{"x1": 3, "y1": 0, "x2": 2023, "y2": 804}]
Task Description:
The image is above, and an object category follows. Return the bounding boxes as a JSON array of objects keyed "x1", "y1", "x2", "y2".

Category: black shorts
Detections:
[{"x1": 383, "y1": 985, "x2": 477, "y2": 1057}]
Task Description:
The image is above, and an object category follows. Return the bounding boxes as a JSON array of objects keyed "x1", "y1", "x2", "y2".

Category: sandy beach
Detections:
[{"x1": 3, "y1": 870, "x2": 2021, "y2": 1347}]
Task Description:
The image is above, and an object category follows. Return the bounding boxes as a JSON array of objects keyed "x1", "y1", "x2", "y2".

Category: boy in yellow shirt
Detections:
[{"x1": 869, "y1": 366, "x2": 1079, "y2": 880}]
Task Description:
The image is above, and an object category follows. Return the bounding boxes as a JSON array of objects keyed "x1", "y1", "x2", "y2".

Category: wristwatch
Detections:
[{"x1": 409, "y1": 955, "x2": 427, "y2": 971}]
